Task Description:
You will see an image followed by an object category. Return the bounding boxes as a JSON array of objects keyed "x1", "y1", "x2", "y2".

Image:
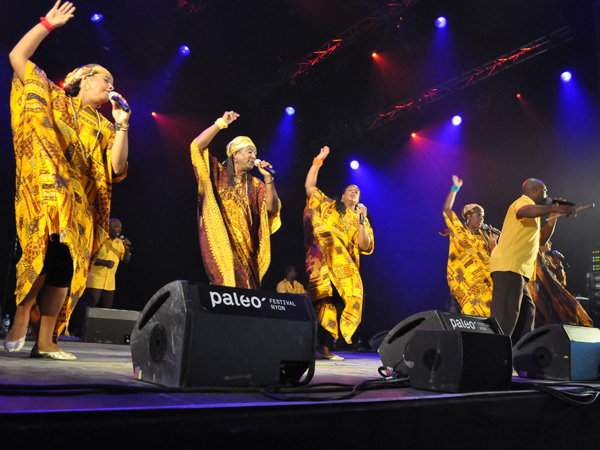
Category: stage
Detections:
[{"x1": 2, "y1": 339, "x2": 600, "y2": 449}]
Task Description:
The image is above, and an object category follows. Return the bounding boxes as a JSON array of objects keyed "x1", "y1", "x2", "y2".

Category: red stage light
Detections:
[
  {"x1": 152, "y1": 112, "x2": 157, "y2": 117},
  {"x1": 516, "y1": 93, "x2": 521, "y2": 98},
  {"x1": 372, "y1": 52, "x2": 378, "y2": 58},
  {"x1": 411, "y1": 132, "x2": 416, "y2": 138}
]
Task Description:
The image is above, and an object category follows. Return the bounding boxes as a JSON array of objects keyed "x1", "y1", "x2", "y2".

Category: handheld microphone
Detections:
[
  {"x1": 254, "y1": 159, "x2": 276, "y2": 176},
  {"x1": 545, "y1": 197, "x2": 576, "y2": 206},
  {"x1": 108, "y1": 92, "x2": 130, "y2": 113},
  {"x1": 357, "y1": 203, "x2": 365, "y2": 224},
  {"x1": 481, "y1": 223, "x2": 501, "y2": 236},
  {"x1": 119, "y1": 235, "x2": 134, "y2": 251}
]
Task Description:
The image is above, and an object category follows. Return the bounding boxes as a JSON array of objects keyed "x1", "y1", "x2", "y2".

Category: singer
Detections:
[
  {"x1": 5, "y1": 1, "x2": 130, "y2": 360},
  {"x1": 527, "y1": 241, "x2": 592, "y2": 328},
  {"x1": 190, "y1": 111, "x2": 281, "y2": 289},
  {"x1": 442, "y1": 175, "x2": 497, "y2": 317},
  {"x1": 304, "y1": 146, "x2": 374, "y2": 360},
  {"x1": 490, "y1": 179, "x2": 578, "y2": 343}
]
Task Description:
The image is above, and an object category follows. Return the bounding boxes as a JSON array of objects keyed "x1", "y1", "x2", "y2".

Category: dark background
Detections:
[{"x1": 1, "y1": 0, "x2": 599, "y2": 343}]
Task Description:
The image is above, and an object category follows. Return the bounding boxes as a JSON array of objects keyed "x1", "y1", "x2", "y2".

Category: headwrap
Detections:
[
  {"x1": 64, "y1": 64, "x2": 113, "y2": 88},
  {"x1": 462, "y1": 203, "x2": 483, "y2": 220},
  {"x1": 226, "y1": 136, "x2": 256, "y2": 158}
]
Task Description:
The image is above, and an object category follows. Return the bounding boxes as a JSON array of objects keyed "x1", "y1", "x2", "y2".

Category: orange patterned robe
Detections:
[
  {"x1": 190, "y1": 141, "x2": 281, "y2": 288},
  {"x1": 304, "y1": 188, "x2": 374, "y2": 344},
  {"x1": 444, "y1": 210, "x2": 493, "y2": 316},
  {"x1": 10, "y1": 61, "x2": 126, "y2": 339},
  {"x1": 529, "y1": 252, "x2": 593, "y2": 327}
]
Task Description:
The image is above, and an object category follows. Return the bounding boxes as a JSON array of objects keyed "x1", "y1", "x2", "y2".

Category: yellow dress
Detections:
[
  {"x1": 443, "y1": 210, "x2": 493, "y2": 316},
  {"x1": 190, "y1": 140, "x2": 281, "y2": 288},
  {"x1": 304, "y1": 188, "x2": 374, "y2": 344},
  {"x1": 10, "y1": 61, "x2": 126, "y2": 339}
]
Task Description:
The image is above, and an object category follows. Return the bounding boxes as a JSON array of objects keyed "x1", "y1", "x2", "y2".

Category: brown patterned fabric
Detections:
[{"x1": 191, "y1": 141, "x2": 281, "y2": 288}]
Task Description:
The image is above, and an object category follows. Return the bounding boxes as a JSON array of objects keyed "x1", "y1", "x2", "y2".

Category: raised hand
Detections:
[
  {"x1": 316, "y1": 146, "x2": 330, "y2": 161},
  {"x1": 452, "y1": 175, "x2": 463, "y2": 188},
  {"x1": 45, "y1": 1, "x2": 76, "y2": 29},
  {"x1": 223, "y1": 111, "x2": 240, "y2": 125}
]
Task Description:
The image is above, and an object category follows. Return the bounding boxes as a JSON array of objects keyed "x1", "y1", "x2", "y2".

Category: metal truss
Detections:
[
  {"x1": 363, "y1": 26, "x2": 574, "y2": 132},
  {"x1": 249, "y1": 1, "x2": 421, "y2": 104}
]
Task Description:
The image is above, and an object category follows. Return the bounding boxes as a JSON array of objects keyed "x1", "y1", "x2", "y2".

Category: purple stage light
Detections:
[
  {"x1": 452, "y1": 115, "x2": 462, "y2": 126},
  {"x1": 560, "y1": 71, "x2": 572, "y2": 83},
  {"x1": 350, "y1": 160, "x2": 360, "y2": 170},
  {"x1": 91, "y1": 13, "x2": 103, "y2": 23},
  {"x1": 179, "y1": 45, "x2": 191, "y2": 56},
  {"x1": 285, "y1": 106, "x2": 295, "y2": 116},
  {"x1": 435, "y1": 17, "x2": 447, "y2": 29}
]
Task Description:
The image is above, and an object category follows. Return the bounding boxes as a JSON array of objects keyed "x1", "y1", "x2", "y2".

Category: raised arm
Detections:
[
  {"x1": 193, "y1": 111, "x2": 239, "y2": 150},
  {"x1": 443, "y1": 175, "x2": 463, "y2": 214},
  {"x1": 9, "y1": 1, "x2": 76, "y2": 83},
  {"x1": 305, "y1": 146, "x2": 329, "y2": 198}
]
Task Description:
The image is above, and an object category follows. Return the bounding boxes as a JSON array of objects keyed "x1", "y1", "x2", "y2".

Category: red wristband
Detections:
[{"x1": 40, "y1": 17, "x2": 54, "y2": 33}]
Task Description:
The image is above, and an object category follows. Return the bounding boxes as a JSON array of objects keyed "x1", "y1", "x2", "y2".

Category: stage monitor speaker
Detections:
[
  {"x1": 82, "y1": 307, "x2": 140, "y2": 345},
  {"x1": 404, "y1": 329, "x2": 512, "y2": 393},
  {"x1": 513, "y1": 324, "x2": 600, "y2": 381},
  {"x1": 130, "y1": 280, "x2": 317, "y2": 388},
  {"x1": 378, "y1": 310, "x2": 503, "y2": 376}
]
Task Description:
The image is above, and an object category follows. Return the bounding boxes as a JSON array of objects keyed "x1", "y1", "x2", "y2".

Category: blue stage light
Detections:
[
  {"x1": 452, "y1": 115, "x2": 462, "y2": 126},
  {"x1": 91, "y1": 13, "x2": 103, "y2": 23},
  {"x1": 560, "y1": 71, "x2": 572, "y2": 83},
  {"x1": 350, "y1": 160, "x2": 360, "y2": 170},
  {"x1": 179, "y1": 45, "x2": 191, "y2": 56},
  {"x1": 435, "y1": 17, "x2": 447, "y2": 29},
  {"x1": 285, "y1": 106, "x2": 295, "y2": 116}
]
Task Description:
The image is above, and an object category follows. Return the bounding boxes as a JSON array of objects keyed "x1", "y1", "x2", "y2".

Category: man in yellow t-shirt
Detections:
[
  {"x1": 276, "y1": 266, "x2": 306, "y2": 295},
  {"x1": 85, "y1": 218, "x2": 132, "y2": 309},
  {"x1": 489, "y1": 179, "x2": 578, "y2": 343}
]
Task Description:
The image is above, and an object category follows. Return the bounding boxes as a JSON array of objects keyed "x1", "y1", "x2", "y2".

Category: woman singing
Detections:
[
  {"x1": 4, "y1": 1, "x2": 131, "y2": 359},
  {"x1": 442, "y1": 175, "x2": 497, "y2": 317}
]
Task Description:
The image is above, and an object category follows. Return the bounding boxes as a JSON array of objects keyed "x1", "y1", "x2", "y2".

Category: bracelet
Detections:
[
  {"x1": 312, "y1": 157, "x2": 323, "y2": 167},
  {"x1": 40, "y1": 17, "x2": 54, "y2": 32},
  {"x1": 215, "y1": 118, "x2": 228, "y2": 129},
  {"x1": 265, "y1": 178, "x2": 274, "y2": 185},
  {"x1": 450, "y1": 185, "x2": 460, "y2": 192},
  {"x1": 115, "y1": 122, "x2": 130, "y2": 131}
]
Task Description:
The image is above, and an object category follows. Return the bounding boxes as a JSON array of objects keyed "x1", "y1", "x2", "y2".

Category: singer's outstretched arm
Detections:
[
  {"x1": 305, "y1": 146, "x2": 330, "y2": 198},
  {"x1": 443, "y1": 175, "x2": 463, "y2": 214},
  {"x1": 9, "y1": 1, "x2": 76, "y2": 83}
]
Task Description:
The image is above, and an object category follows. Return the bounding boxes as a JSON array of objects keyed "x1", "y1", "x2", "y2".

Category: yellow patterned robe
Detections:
[
  {"x1": 190, "y1": 140, "x2": 281, "y2": 288},
  {"x1": 304, "y1": 188, "x2": 374, "y2": 344},
  {"x1": 444, "y1": 210, "x2": 493, "y2": 317},
  {"x1": 10, "y1": 61, "x2": 126, "y2": 339}
]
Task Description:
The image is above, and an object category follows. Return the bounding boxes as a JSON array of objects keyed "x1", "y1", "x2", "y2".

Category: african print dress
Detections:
[
  {"x1": 304, "y1": 188, "x2": 374, "y2": 344},
  {"x1": 190, "y1": 141, "x2": 281, "y2": 289},
  {"x1": 10, "y1": 61, "x2": 126, "y2": 339},
  {"x1": 443, "y1": 210, "x2": 493, "y2": 317}
]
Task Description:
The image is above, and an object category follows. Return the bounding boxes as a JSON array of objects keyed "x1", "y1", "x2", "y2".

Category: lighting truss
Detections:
[
  {"x1": 363, "y1": 26, "x2": 574, "y2": 132},
  {"x1": 249, "y1": 1, "x2": 421, "y2": 104}
]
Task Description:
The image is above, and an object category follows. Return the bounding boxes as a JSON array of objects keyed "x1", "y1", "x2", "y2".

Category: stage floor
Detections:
[{"x1": 2, "y1": 340, "x2": 600, "y2": 449}]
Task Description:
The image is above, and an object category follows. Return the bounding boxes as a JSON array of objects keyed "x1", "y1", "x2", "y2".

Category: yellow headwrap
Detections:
[
  {"x1": 462, "y1": 203, "x2": 483, "y2": 220},
  {"x1": 226, "y1": 136, "x2": 256, "y2": 158},
  {"x1": 64, "y1": 64, "x2": 113, "y2": 88}
]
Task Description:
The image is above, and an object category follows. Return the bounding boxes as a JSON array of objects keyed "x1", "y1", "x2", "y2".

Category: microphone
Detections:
[
  {"x1": 119, "y1": 235, "x2": 134, "y2": 251},
  {"x1": 254, "y1": 159, "x2": 276, "y2": 176},
  {"x1": 545, "y1": 197, "x2": 576, "y2": 206},
  {"x1": 108, "y1": 92, "x2": 130, "y2": 113},
  {"x1": 357, "y1": 203, "x2": 365, "y2": 224},
  {"x1": 481, "y1": 223, "x2": 501, "y2": 236},
  {"x1": 550, "y1": 250, "x2": 564, "y2": 260}
]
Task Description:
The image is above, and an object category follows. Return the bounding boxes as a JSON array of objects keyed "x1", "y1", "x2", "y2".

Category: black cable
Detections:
[
  {"x1": 261, "y1": 378, "x2": 410, "y2": 402},
  {"x1": 515, "y1": 381, "x2": 600, "y2": 406}
]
